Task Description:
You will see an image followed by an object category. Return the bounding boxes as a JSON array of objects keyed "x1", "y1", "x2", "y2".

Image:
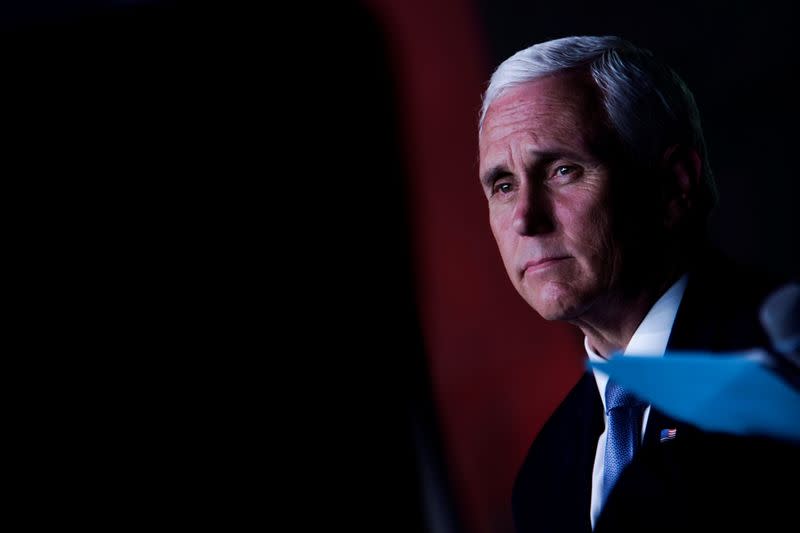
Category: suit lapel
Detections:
[{"x1": 642, "y1": 248, "x2": 775, "y2": 462}]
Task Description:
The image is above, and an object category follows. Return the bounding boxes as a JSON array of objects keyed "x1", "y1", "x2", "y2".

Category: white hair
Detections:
[{"x1": 480, "y1": 35, "x2": 717, "y2": 215}]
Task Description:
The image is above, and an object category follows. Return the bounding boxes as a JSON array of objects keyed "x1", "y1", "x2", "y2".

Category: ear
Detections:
[{"x1": 661, "y1": 144, "x2": 702, "y2": 230}]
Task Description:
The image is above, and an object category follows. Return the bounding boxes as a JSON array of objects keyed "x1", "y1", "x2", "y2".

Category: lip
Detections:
[{"x1": 522, "y1": 256, "x2": 570, "y2": 274}]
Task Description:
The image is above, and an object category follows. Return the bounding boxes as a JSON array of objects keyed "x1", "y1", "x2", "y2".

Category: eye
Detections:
[
  {"x1": 492, "y1": 180, "x2": 514, "y2": 196},
  {"x1": 555, "y1": 165, "x2": 575, "y2": 176},
  {"x1": 550, "y1": 164, "x2": 582, "y2": 183}
]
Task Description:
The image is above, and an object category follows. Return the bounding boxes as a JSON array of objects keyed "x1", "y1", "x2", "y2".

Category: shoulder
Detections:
[{"x1": 669, "y1": 246, "x2": 787, "y2": 352}]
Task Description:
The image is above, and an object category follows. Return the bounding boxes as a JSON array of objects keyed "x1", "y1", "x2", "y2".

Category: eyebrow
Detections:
[{"x1": 480, "y1": 165, "x2": 511, "y2": 189}]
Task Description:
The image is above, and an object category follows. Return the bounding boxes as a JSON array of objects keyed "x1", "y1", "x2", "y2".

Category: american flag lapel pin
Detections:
[{"x1": 660, "y1": 428, "x2": 678, "y2": 442}]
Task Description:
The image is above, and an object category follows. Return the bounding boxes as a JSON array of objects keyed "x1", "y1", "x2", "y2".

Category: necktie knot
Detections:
[{"x1": 605, "y1": 380, "x2": 645, "y2": 412}]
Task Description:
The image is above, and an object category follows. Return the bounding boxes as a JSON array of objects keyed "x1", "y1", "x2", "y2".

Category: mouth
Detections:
[{"x1": 522, "y1": 256, "x2": 570, "y2": 275}]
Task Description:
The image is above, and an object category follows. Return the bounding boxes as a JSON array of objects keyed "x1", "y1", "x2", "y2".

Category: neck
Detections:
[{"x1": 571, "y1": 268, "x2": 684, "y2": 359}]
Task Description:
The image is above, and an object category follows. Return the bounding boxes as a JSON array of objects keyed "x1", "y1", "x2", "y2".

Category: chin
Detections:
[
  {"x1": 524, "y1": 286, "x2": 587, "y2": 322},
  {"x1": 534, "y1": 304, "x2": 581, "y2": 322}
]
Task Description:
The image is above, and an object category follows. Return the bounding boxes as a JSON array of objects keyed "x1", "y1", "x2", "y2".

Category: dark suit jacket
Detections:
[{"x1": 512, "y1": 251, "x2": 800, "y2": 533}]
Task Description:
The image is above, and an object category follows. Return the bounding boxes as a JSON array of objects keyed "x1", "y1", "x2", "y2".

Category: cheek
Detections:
[
  {"x1": 490, "y1": 214, "x2": 518, "y2": 269},
  {"x1": 584, "y1": 207, "x2": 621, "y2": 281},
  {"x1": 557, "y1": 194, "x2": 617, "y2": 268}
]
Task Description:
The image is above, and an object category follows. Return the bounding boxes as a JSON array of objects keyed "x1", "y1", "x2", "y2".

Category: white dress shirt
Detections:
[{"x1": 586, "y1": 274, "x2": 689, "y2": 529}]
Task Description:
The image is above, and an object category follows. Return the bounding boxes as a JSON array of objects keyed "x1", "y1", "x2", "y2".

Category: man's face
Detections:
[{"x1": 479, "y1": 72, "x2": 631, "y2": 321}]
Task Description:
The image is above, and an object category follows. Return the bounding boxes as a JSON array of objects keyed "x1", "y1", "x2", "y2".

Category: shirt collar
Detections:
[{"x1": 586, "y1": 274, "x2": 689, "y2": 407}]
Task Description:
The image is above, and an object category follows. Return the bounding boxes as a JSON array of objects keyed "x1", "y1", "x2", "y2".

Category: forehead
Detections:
[{"x1": 479, "y1": 72, "x2": 607, "y2": 161}]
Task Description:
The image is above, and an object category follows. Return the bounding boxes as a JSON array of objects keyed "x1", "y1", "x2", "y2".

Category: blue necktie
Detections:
[{"x1": 601, "y1": 379, "x2": 646, "y2": 508}]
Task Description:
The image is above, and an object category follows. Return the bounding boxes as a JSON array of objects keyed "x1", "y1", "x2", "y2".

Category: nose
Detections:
[{"x1": 511, "y1": 181, "x2": 553, "y2": 235}]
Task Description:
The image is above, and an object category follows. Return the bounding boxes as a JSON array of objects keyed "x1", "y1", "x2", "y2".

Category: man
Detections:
[{"x1": 478, "y1": 36, "x2": 798, "y2": 532}]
